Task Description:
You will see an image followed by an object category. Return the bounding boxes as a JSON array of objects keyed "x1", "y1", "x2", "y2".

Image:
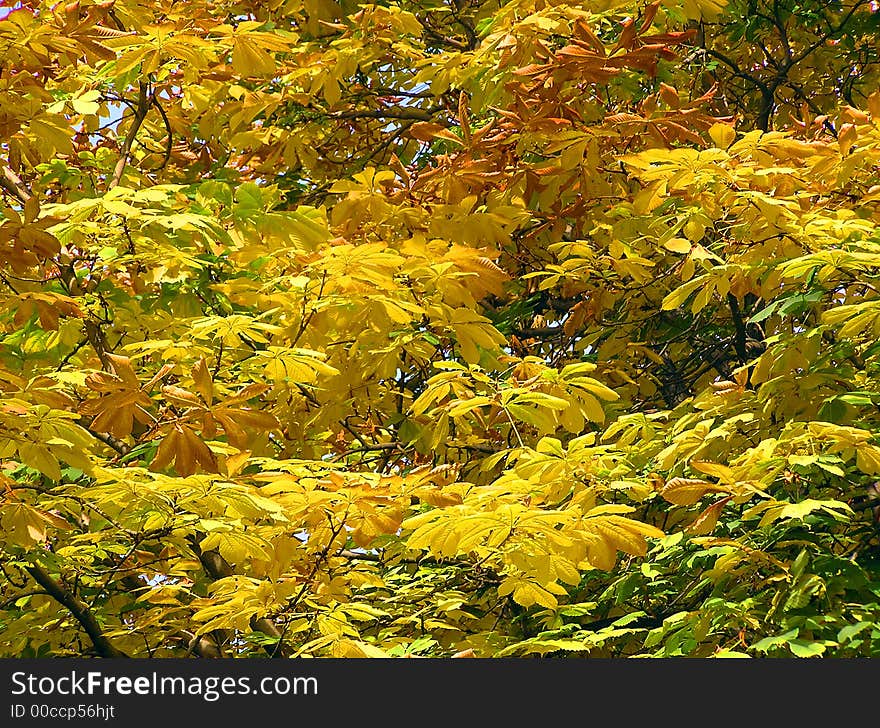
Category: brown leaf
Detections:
[
  {"x1": 686, "y1": 496, "x2": 733, "y2": 535},
  {"x1": 150, "y1": 425, "x2": 218, "y2": 476},
  {"x1": 82, "y1": 356, "x2": 153, "y2": 438}
]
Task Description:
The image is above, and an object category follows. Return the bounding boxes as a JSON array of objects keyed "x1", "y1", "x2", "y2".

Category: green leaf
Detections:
[
  {"x1": 837, "y1": 622, "x2": 872, "y2": 643},
  {"x1": 788, "y1": 640, "x2": 825, "y2": 658}
]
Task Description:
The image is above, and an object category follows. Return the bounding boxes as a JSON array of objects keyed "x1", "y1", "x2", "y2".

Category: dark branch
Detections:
[{"x1": 26, "y1": 564, "x2": 129, "y2": 658}]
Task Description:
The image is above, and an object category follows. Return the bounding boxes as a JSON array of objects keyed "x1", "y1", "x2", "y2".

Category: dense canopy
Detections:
[{"x1": 2, "y1": 0, "x2": 880, "y2": 658}]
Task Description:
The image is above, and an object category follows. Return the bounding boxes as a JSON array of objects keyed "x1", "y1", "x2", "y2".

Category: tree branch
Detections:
[
  {"x1": 26, "y1": 564, "x2": 129, "y2": 658},
  {"x1": 0, "y1": 166, "x2": 32, "y2": 203},
  {"x1": 109, "y1": 82, "x2": 151, "y2": 189},
  {"x1": 84, "y1": 426, "x2": 131, "y2": 456},
  {"x1": 727, "y1": 294, "x2": 749, "y2": 364},
  {"x1": 331, "y1": 106, "x2": 440, "y2": 122},
  {"x1": 146, "y1": 94, "x2": 173, "y2": 172}
]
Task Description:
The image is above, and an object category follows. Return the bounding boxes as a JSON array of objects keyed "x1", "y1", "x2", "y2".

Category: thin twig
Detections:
[{"x1": 109, "y1": 82, "x2": 151, "y2": 189}]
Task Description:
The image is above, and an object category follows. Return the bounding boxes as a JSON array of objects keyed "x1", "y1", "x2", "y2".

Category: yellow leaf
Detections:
[
  {"x1": 660, "y1": 477, "x2": 730, "y2": 505},
  {"x1": 332, "y1": 639, "x2": 392, "y2": 658},
  {"x1": 232, "y1": 37, "x2": 276, "y2": 76},
  {"x1": 708, "y1": 123, "x2": 736, "y2": 149},
  {"x1": 661, "y1": 276, "x2": 706, "y2": 310},
  {"x1": 663, "y1": 237, "x2": 692, "y2": 254}
]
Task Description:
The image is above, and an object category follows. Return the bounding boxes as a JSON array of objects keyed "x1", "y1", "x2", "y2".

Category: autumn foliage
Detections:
[{"x1": 2, "y1": 0, "x2": 880, "y2": 658}]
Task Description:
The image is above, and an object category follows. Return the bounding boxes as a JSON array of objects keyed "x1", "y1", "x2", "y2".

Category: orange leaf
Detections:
[{"x1": 408, "y1": 122, "x2": 463, "y2": 146}]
